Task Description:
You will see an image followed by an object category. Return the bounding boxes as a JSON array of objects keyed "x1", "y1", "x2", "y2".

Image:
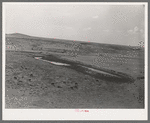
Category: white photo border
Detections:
[{"x1": 2, "y1": 2, "x2": 148, "y2": 120}]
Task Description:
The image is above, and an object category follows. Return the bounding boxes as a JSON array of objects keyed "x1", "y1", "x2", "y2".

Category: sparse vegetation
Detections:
[{"x1": 5, "y1": 33, "x2": 144, "y2": 108}]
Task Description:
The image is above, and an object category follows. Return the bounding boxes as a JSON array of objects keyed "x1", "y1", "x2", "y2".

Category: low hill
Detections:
[
  {"x1": 6, "y1": 33, "x2": 33, "y2": 38},
  {"x1": 5, "y1": 33, "x2": 145, "y2": 108},
  {"x1": 5, "y1": 33, "x2": 143, "y2": 55}
]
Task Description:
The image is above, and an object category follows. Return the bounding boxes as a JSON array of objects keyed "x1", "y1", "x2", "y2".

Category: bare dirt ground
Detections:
[{"x1": 5, "y1": 33, "x2": 144, "y2": 108}]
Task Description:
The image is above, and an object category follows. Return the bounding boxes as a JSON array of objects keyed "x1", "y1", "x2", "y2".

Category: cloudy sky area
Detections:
[{"x1": 4, "y1": 3, "x2": 145, "y2": 46}]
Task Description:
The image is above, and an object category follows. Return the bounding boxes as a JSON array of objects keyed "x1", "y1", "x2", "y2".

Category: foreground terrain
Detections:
[{"x1": 5, "y1": 33, "x2": 144, "y2": 108}]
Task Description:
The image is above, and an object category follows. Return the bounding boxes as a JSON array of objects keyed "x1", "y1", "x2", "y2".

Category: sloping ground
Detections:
[
  {"x1": 6, "y1": 33, "x2": 143, "y2": 54},
  {"x1": 38, "y1": 54, "x2": 135, "y2": 83},
  {"x1": 5, "y1": 33, "x2": 144, "y2": 108},
  {"x1": 61, "y1": 53, "x2": 144, "y2": 79},
  {"x1": 5, "y1": 51, "x2": 144, "y2": 108},
  {"x1": 6, "y1": 33, "x2": 33, "y2": 38}
]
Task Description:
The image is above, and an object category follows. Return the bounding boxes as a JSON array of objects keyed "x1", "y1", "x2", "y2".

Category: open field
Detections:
[{"x1": 5, "y1": 33, "x2": 144, "y2": 108}]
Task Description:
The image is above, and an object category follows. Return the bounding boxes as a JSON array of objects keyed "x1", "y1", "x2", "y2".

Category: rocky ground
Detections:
[
  {"x1": 5, "y1": 50, "x2": 144, "y2": 108},
  {"x1": 5, "y1": 33, "x2": 144, "y2": 108}
]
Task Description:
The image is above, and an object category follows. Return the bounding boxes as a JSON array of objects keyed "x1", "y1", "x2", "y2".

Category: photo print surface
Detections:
[{"x1": 2, "y1": 2, "x2": 148, "y2": 120}]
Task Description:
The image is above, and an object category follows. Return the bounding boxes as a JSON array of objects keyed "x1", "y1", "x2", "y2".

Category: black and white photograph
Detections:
[{"x1": 2, "y1": 2, "x2": 148, "y2": 120}]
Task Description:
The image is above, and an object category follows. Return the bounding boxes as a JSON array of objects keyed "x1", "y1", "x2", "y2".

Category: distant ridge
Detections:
[
  {"x1": 6, "y1": 33, "x2": 33, "y2": 38},
  {"x1": 6, "y1": 33, "x2": 82, "y2": 42},
  {"x1": 5, "y1": 33, "x2": 141, "y2": 49},
  {"x1": 6, "y1": 33, "x2": 65, "y2": 41}
]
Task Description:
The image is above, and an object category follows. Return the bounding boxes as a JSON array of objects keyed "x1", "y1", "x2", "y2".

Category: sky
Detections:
[{"x1": 4, "y1": 3, "x2": 145, "y2": 46}]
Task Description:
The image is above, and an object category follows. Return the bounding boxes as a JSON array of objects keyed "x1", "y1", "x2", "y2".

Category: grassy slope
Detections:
[{"x1": 5, "y1": 33, "x2": 144, "y2": 108}]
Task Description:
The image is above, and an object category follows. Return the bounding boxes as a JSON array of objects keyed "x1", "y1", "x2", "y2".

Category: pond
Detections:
[
  {"x1": 79, "y1": 65, "x2": 121, "y2": 78},
  {"x1": 34, "y1": 57, "x2": 70, "y2": 66}
]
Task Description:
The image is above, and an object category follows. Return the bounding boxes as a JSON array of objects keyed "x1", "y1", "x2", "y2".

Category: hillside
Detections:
[
  {"x1": 5, "y1": 33, "x2": 144, "y2": 108},
  {"x1": 6, "y1": 33, "x2": 33, "y2": 38},
  {"x1": 6, "y1": 33, "x2": 143, "y2": 55}
]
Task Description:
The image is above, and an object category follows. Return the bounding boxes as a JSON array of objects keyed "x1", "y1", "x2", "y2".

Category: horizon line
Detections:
[{"x1": 5, "y1": 32, "x2": 142, "y2": 48}]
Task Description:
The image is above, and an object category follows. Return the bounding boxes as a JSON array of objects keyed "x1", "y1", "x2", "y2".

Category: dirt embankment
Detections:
[{"x1": 34, "y1": 54, "x2": 135, "y2": 83}]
